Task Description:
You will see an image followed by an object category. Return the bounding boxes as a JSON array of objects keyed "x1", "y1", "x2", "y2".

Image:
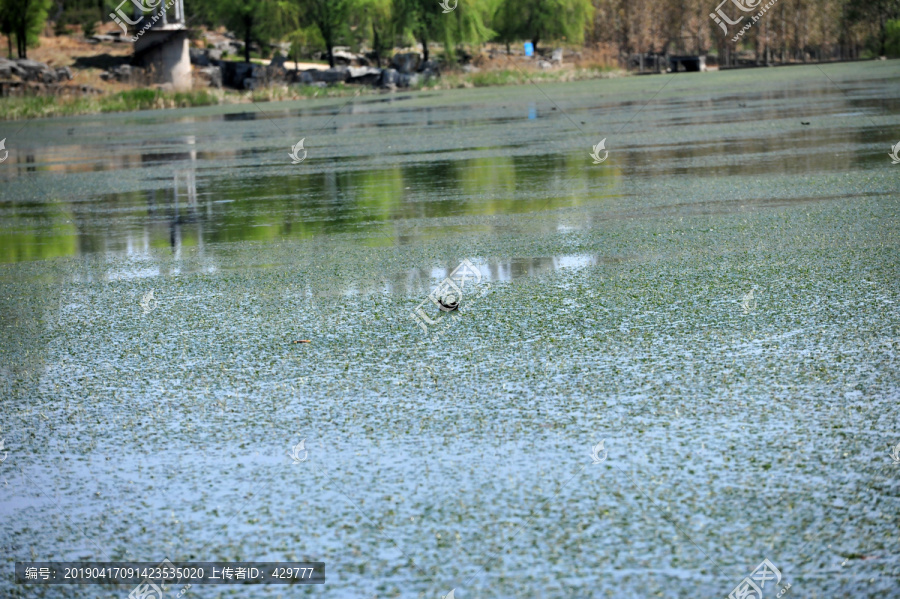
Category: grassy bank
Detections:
[{"x1": 0, "y1": 65, "x2": 624, "y2": 121}]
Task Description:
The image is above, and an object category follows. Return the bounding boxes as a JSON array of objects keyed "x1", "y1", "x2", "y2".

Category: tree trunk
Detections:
[
  {"x1": 373, "y1": 24, "x2": 381, "y2": 67},
  {"x1": 419, "y1": 34, "x2": 428, "y2": 62},
  {"x1": 243, "y1": 16, "x2": 252, "y2": 63},
  {"x1": 326, "y1": 38, "x2": 335, "y2": 68},
  {"x1": 506, "y1": 41, "x2": 510, "y2": 55},
  {"x1": 531, "y1": 35, "x2": 539, "y2": 54},
  {"x1": 6, "y1": 34, "x2": 11, "y2": 59}
]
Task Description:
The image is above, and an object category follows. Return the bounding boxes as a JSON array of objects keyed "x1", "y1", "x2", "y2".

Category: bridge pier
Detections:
[{"x1": 134, "y1": 28, "x2": 192, "y2": 91}]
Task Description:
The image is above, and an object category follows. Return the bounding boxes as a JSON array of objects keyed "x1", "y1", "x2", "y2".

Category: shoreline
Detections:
[{"x1": 0, "y1": 66, "x2": 624, "y2": 121}]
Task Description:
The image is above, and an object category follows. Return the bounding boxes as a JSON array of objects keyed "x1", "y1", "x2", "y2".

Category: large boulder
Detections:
[
  {"x1": 189, "y1": 48, "x2": 211, "y2": 66},
  {"x1": 311, "y1": 67, "x2": 349, "y2": 83},
  {"x1": 0, "y1": 58, "x2": 25, "y2": 79},
  {"x1": 390, "y1": 52, "x2": 421, "y2": 74},
  {"x1": 220, "y1": 61, "x2": 255, "y2": 88},
  {"x1": 15, "y1": 59, "x2": 55, "y2": 82},
  {"x1": 196, "y1": 65, "x2": 222, "y2": 88},
  {"x1": 100, "y1": 64, "x2": 137, "y2": 83},
  {"x1": 347, "y1": 66, "x2": 381, "y2": 85},
  {"x1": 292, "y1": 70, "x2": 317, "y2": 85},
  {"x1": 379, "y1": 68, "x2": 399, "y2": 88},
  {"x1": 397, "y1": 72, "x2": 419, "y2": 88},
  {"x1": 269, "y1": 53, "x2": 288, "y2": 69}
]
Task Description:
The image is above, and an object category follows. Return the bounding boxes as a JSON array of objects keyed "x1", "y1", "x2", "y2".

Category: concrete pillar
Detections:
[{"x1": 134, "y1": 29, "x2": 192, "y2": 91}]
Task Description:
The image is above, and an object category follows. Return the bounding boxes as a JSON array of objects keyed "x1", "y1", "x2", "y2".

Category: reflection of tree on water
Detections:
[{"x1": 1, "y1": 147, "x2": 620, "y2": 263}]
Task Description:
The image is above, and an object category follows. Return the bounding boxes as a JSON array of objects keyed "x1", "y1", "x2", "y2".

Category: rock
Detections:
[
  {"x1": 379, "y1": 68, "x2": 399, "y2": 88},
  {"x1": 208, "y1": 48, "x2": 223, "y2": 62},
  {"x1": 220, "y1": 61, "x2": 255, "y2": 88},
  {"x1": 155, "y1": 82, "x2": 174, "y2": 92},
  {"x1": 421, "y1": 60, "x2": 441, "y2": 74},
  {"x1": 397, "y1": 73, "x2": 419, "y2": 88},
  {"x1": 537, "y1": 60, "x2": 553, "y2": 69},
  {"x1": 293, "y1": 70, "x2": 317, "y2": 85},
  {"x1": 189, "y1": 48, "x2": 210, "y2": 66},
  {"x1": 331, "y1": 50, "x2": 358, "y2": 66},
  {"x1": 551, "y1": 48, "x2": 563, "y2": 64},
  {"x1": 311, "y1": 67, "x2": 349, "y2": 83},
  {"x1": 390, "y1": 52, "x2": 421, "y2": 74},
  {"x1": 0, "y1": 58, "x2": 24, "y2": 79},
  {"x1": 269, "y1": 54, "x2": 288, "y2": 69},
  {"x1": 91, "y1": 34, "x2": 120, "y2": 43},
  {"x1": 243, "y1": 77, "x2": 260, "y2": 90},
  {"x1": 347, "y1": 66, "x2": 381, "y2": 85},
  {"x1": 462, "y1": 64, "x2": 479, "y2": 73},
  {"x1": 55, "y1": 66, "x2": 73, "y2": 81},
  {"x1": 100, "y1": 64, "x2": 137, "y2": 83},
  {"x1": 14, "y1": 59, "x2": 53, "y2": 81},
  {"x1": 196, "y1": 65, "x2": 222, "y2": 88}
]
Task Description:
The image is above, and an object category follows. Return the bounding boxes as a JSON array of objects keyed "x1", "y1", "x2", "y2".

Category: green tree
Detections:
[
  {"x1": 393, "y1": 0, "x2": 490, "y2": 63},
  {"x1": 213, "y1": 0, "x2": 285, "y2": 63},
  {"x1": 359, "y1": 0, "x2": 392, "y2": 66},
  {"x1": 493, "y1": 0, "x2": 593, "y2": 51},
  {"x1": 392, "y1": 0, "x2": 446, "y2": 62},
  {"x1": 297, "y1": 0, "x2": 354, "y2": 68},
  {"x1": 2, "y1": 0, "x2": 51, "y2": 58}
]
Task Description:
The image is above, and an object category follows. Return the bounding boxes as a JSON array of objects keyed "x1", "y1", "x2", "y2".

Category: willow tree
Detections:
[
  {"x1": 212, "y1": 0, "x2": 286, "y2": 62},
  {"x1": 298, "y1": 0, "x2": 354, "y2": 68},
  {"x1": 359, "y1": 0, "x2": 392, "y2": 67},
  {"x1": 393, "y1": 0, "x2": 490, "y2": 63},
  {"x1": 493, "y1": 0, "x2": 594, "y2": 52}
]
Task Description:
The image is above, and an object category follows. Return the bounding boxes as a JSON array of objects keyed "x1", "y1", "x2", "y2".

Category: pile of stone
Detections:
[
  {"x1": 99, "y1": 64, "x2": 143, "y2": 84},
  {"x1": 0, "y1": 58, "x2": 77, "y2": 96},
  {"x1": 0, "y1": 58, "x2": 72, "y2": 84},
  {"x1": 190, "y1": 49, "x2": 441, "y2": 91}
]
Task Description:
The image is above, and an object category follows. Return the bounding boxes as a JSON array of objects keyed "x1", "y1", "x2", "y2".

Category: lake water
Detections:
[{"x1": 1, "y1": 61, "x2": 899, "y2": 598}]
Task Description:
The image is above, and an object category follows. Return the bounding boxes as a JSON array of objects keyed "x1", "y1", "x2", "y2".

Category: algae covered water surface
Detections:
[{"x1": 1, "y1": 62, "x2": 899, "y2": 598}]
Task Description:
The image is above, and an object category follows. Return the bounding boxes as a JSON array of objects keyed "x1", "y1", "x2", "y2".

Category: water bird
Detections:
[
  {"x1": 801, "y1": 121, "x2": 810, "y2": 125},
  {"x1": 738, "y1": 103, "x2": 747, "y2": 108},
  {"x1": 438, "y1": 293, "x2": 459, "y2": 311}
]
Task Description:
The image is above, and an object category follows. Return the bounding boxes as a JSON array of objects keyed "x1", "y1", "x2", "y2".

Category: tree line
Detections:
[{"x1": 2, "y1": 0, "x2": 898, "y2": 65}]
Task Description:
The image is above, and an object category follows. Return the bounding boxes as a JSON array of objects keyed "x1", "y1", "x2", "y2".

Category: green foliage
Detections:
[
  {"x1": 392, "y1": 0, "x2": 490, "y2": 63},
  {"x1": 492, "y1": 0, "x2": 593, "y2": 50},
  {"x1": 1, "y1": 0, "x2": 52, "y2": 58},
  {"x1": 0, "y1": 89, "x2": 220, "y2": 120},
  {"x1": 196, "y1": 0, "x2": 288, "y2": 62},
  {"x1": 884, "y1": 19, "x2": 900, "y2": 57},
  {"x1": 293, "y1": 0, "x2": 354, "y2": 67},
  {"x1": 358, "y1": 0, "x2": 392, "y2": 65}
]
